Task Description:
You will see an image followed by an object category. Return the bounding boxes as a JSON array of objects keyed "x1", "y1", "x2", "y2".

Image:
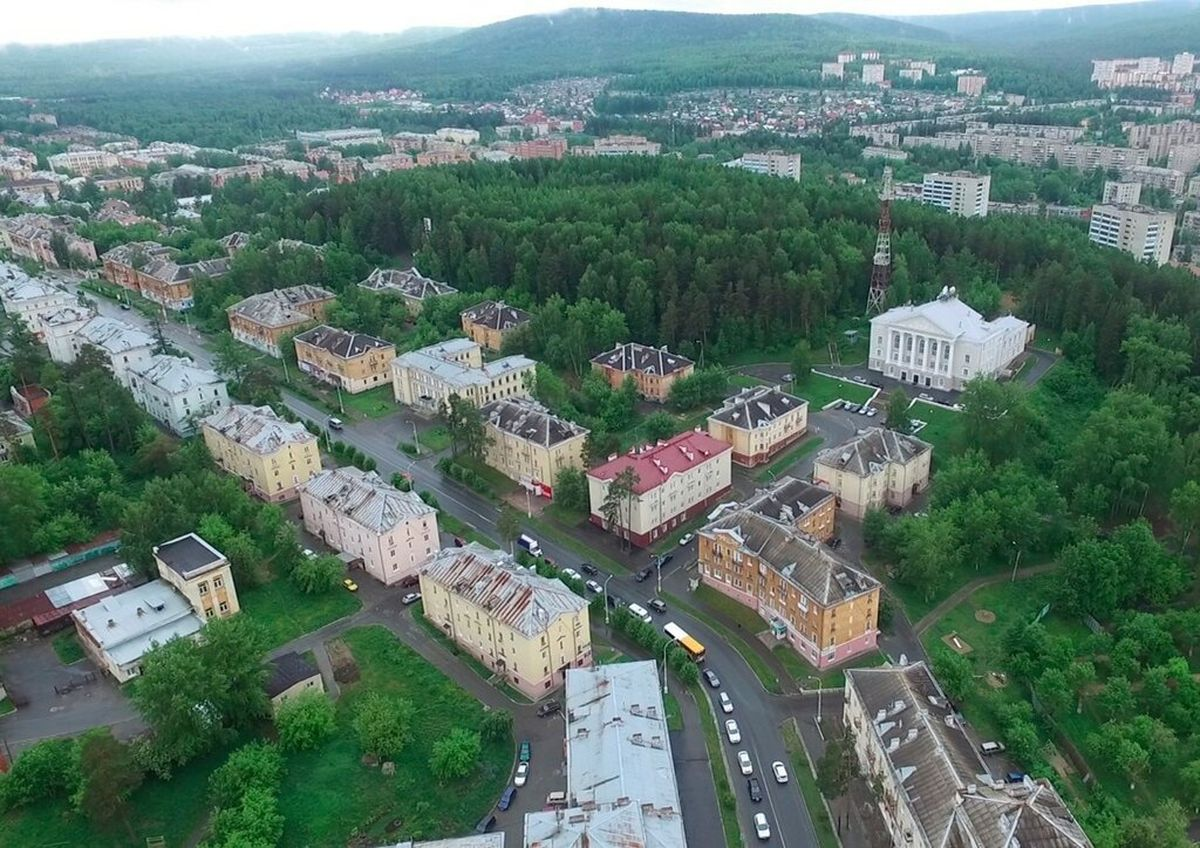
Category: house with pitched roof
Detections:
[
  {"x1": 359, "y1": 267, "x2": 457, "y2": 315},
  {"x1": 460, "y1": 300, "x2": 532, "y2": 351},
  {"x1": 101, "y1": 241, "x2": 230, "y2": 310},
  {"x1": 738, "y1": 476, "x2": 837, "y2": 542},
  {"x1": 294, "y1": 325, "x2": 395, "y2": 394},
  {"x1": 391, "y1": 338, "x2": 535, "y2": 412},
  {"x1": 127, "y1": 354, "x2": 229, "y2": 435},
  {"x1": 202, "y1": 405, "x2": 321, "y2": 502},
  {"x1": 419, "y1": 543, "x2": 591, "y2": 699},
  {"x1": 707, "y1": 384, "x2": 808, "y2": 467},
  {"x1": 66, "y1": 315, "x2": 156, "y2": 387},
  {"x1": 481, "y1": 397, "x2": 588, "y2": 497},
  {"x1": 813, "y1": 428, "x2": 932, "y2": 518},
  {"x1": 299, "y1": 467, "x2": 439, "y2": 585},
  {"x1": 844, "y1": 663, "x2": 1092, "y2": 848},
  {"x1": 590, "y1": 342, "x2": 694, "y2": 402},
  {"x1": 226, "y1": 285, "x2": 335, "y2": 356}
]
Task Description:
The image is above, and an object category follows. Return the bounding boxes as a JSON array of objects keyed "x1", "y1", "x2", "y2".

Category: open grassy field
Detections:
[
  {"x1": 796, "y1": 372, "x2": 874, "y2": 409},
  {"x1": 277, "y1": 625, "x2": 512, "y2": 846},
  {"x1": 339, "y1": 384, "x2": 395, "y2": 419},
  {"x1": 753, "y1": 435, "x2": 824, "y2": 483},
  {"x1": 239, "y1": 576, "x2": 361, "y2": 649},
  {"x1": 909, "y1": 400, "x2": 964, "y2": 459}
]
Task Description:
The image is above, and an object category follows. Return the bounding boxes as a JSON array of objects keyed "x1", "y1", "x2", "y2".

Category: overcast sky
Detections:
[{"x1": 3, "y1": 0, "x2": 1146, "y2": 46}]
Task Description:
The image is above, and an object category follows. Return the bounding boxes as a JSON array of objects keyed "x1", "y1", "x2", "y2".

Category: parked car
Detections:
[
  {"x1": 634, "y1": 566, "x2": 652, "y2": 582},
  {"x1": 657, "y1": 553, "x2": 674, "y2": 568},
  {"x1": 119, "y1": 302, "x2": 132, "y2": 310},
  {"x1": 829, "y1": 537, "x2": 843, "y2": 549},
  {"x1": 841, "y1": 400, "x2": 854, "y2": 410},
  {"x1": 514, "y1": 761, "x2": 529, "y2": 787},
  {"x1": 519, "y1": 740, "x2": 532, "y2": 762},
  {"x1": 327, "y1": 416, "x2": 344, "y2": 430},
  {"x1": 747, "y1": 776, "x2": 763, "y2": 802},
  {"x1": 845, "y1": 403, "x2": 860, "y2": 413},
  {"x1": 1006, "y1": 771, "x2": 1028, "y2": 783},
  {"x1": 453, "y1": 536, "x2": 466, "y2": 547},
  {"x1": 580, "y1": 562, "x2": 599, "y2": 576},
  {"x1": 678, "y1": 533, "x2": 695, "y2": 546},
  {"x1": 545, "y1": 790, "x2": 568, "y2": 808},
  {"x1": 647, "y1": 598, "x2": 667, "y2": 614},
  {"x1": 754, "y1": 812, "x2": 771, "y2": 840},
  {"x1": 738, "y1": 750, "x2": 753, "y2": 775},
  {"x1": 398, "y1": 574, "x2": 419, "y2": 588},
  {"x1": 771, "y1": 761, "x2": 789, "y2": 784},
  {"x1": 607, "y1": 594, "x2": 625, "y2": 609},
  {"x1": 782, "y1": 373, "x2": 794, "y2": 383},
  {"x1": 725, "y1": 719, "x2": 741, "y2": 744},
  {"x1": 560, "y1": 568, "x2": 581, "y2": 582},
  {"x1": 401, "y1": 592, "x2": 421, "y2": 605},
  {"x1": 536, "y1": 700, "x2": 561, "y2": 718},
  {"x1": 919, "y1": 393, "x2": 934, "y2": 401},
  {"x1": 979, "y1": 741, "x2": 1006, "y2": 756},
  {"x1": 719, "y1": 691, "x2": 733, "y2": 713},
  {"x1": 498, "y1": 786, "x2": 517, "y2": 811},
  {"x1": 866, "y1": 407, "x2": 878, "y2": 418},
  {"x1": 704, "y1": 668, "x2": 721, "y2": 688},
  {"x1": 342, "y1": 578, "x2": 358, "y2": 592},
  {"x1": 585, "y1": 580, "x2": 604, "y2": 594},
  {"x1": 627, "y1": 603, "x2": 652, "y2": 624},
  {"x1": 474, "y1": 813, "x2": 496, "y2": 834}
]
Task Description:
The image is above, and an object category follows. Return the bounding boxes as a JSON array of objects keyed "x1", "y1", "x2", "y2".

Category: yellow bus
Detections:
[{"x1": 664, "y1": 621, "x2": 706, "y2": 662}]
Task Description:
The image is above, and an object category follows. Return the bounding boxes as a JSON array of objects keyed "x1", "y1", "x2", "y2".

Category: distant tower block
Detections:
[{"x1": 866, "y1": 167, "x2": 895, "y2": 315}]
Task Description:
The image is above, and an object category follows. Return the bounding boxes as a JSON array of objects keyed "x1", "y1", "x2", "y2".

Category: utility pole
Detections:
[{"x1": 411, "y1": 420, "x2": 421, "y2": 455}]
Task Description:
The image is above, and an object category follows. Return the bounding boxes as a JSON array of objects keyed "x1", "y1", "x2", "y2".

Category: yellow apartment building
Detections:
[
  {"x1": 481, "y1": 397, "x2": 588, "y2": 495},
  {"x1": 201, "y1": 404, "x2": 321, "y2": 502},
  {"x1": 294, "y1": 325, "x2": 395, "y2": 394},
  {"x1": 813, "y1": 428, "x2": 932, "y2": 518},
  {"x1": 460, "y1": 300, "x2": 532, "y2": 351},
  {"x1": 707, "y1": 385, "x2": 808, "y2": 467}
]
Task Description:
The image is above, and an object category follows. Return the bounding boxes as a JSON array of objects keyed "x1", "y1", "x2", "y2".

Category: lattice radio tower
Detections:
[{"x1": 865, "y1": 166, "x2": 895, "y2": 315}]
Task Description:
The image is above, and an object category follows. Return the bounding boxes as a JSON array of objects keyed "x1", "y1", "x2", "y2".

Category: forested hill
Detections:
[{"x1": 314, "y1": 8, "x2": 949, "y2": 98}]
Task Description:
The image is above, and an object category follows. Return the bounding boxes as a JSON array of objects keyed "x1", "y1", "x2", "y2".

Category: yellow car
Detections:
[{"x1": 343, "y1": 578, "x2": 359, "y2": 592}]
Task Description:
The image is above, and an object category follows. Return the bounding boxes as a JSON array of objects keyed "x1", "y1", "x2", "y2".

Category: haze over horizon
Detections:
[{"x1": 1, "y1": 0, "x2": 1154, "y2": 47}]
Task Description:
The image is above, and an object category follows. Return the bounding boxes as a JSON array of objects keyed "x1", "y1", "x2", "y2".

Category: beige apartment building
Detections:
[
  {"x1": 101, "y1": 241, "x2": 230, "y2": 310},
  {"x1": 739, "y1": 476, "x2": 837, "y2": 542},
  {"x1": 300, "y1": 467, "x2": 439, "y2": 586},
  {"x1": 957, "y1": 74, "x2": 987, "y2": 96},
  {"x1": 419, "y1": 543, "x2": 592, "y2": 699},
  {"x1": 392, "y1": 338, "x2": 535, "y2": 412},
  {"x1": 587, "y1": 430, "x2": 732, "y2": 548},
  {"x1": 813, "y1": 428, "x2": 932, "y2": 518},
  {"x1": 460, "y1": 300, "x2": 532, "y2": 351},
  {"x1": 699, "y1": 509, "x2": 880, "y2": 669},
  {"x1": 48, "y1": 148, "x2": 120, "y2": 176},
  {"x1": 294, "y1": 325, "x2": 395, "y2": 394},
  {"x1": 590, "y1": 342, "x2": 694, "y2": 402},
  {"x1": 707, "y1": 385, "x2": 808, "y2": 467},
  {"x1": 226, "y1": 285, "x2": 335, "y2": 357},
  {"x1": 201, "y1": 404, "x2": 321, "y2": 502},
  {"x1": 481, "y1": 397, "x2": 588, "y2": 496}
]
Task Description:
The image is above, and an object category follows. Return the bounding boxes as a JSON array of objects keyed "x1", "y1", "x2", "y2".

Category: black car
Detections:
[
  {"x1": 829, "y1": 537, "x2": 843, "y2": 549},
  {"x1": 647, "y1": 598, "x2": 667, "y2": 614},
  {"x1": 703, "y1": 668, "x2": 720, "y2": 688},
  {"x1": 747, "y1": 777, "x2": 763, "y2": 803},
  {"x1": 474, "y1": 813, "x2": 496, "y2": 834},
  {"x1": 580, "y1": 562, "x2": 599, "y2": 576},
  {"x1": 536, "y1": 700, "x2": 561, "y2": 718},
  {"x1": 607, "y1": 594, "x2": 626, "y2": 609},
  {"x1": 634, "y1": 566, "x2": 653, "y2": 582},
  {"x1": 657, "y1": 553, "x2": 674, "y2": 568},
  {"x1": 498, "y1": 786, "x2": 517, "y2": 811}
]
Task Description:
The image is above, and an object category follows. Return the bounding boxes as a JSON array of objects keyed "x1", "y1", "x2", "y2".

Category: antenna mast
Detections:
[{"x1": 865, "y1": 166, "x2": 894, "y2": 315}]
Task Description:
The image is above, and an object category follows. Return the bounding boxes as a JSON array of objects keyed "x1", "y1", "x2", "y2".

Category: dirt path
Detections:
[{"x1": 913, "y1": 562, "x2": 1059, "y2": 636}]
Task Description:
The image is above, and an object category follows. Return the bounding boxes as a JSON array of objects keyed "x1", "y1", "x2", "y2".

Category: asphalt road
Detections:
[{"x1": 54, "y1": 280, "x2": 823, "y2": 846}]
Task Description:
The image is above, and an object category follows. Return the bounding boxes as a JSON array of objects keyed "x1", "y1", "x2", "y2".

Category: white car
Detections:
[
  {"x1": 738, "y1": 750, "x2": 753, "y2": 776},
  {"x1": 560, "y1": 568, "x2": 581, "y2": 582},
  {"x1": 754, "y1": 812, "x2": 771, "y2": 840},
  {"x1": 585, "y1": 580, "x2": 604, "y2": 594},
  {"x1": 771, "y1": 761, "x2": 789, "y2": 784},
  {"x1": 719, "y1": 691, "x2": 733, "y2": 714},
  {"x1": 627, "y1": 603, "x2": 652, "y2": 624},
  {"x1": 514, "y1": 761, "x2": 529, "y2": 787},
  {"x1": 678, "y1": 533, "x2": 695, "y2": 546},
  {"x1": 725, "y1": 719, "x2": 741, "y2": 744}
]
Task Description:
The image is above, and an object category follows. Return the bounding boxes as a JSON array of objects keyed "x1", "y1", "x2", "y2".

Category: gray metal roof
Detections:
[
  {"x1": 295, "y1": 324, "x2": 392, "y2": 359},
  {"x1": 393, "y1": 340, "x2": 534, "y2": 390},
  {"x1": 590, "y1": 342, "x2": 693, "y2": 377},
  {"x1": 75, "y1": 316, "x2": 155, "y2": 355},
  {"x1": 359, "y1": 267, "x2": 457, "y2": 299},
  {"x1": 461, "y1": 300, "x2": 532, "y2": 332},
  {"x1": 72, "y1": 579, "x2": 204, "y2": 666},
  {"x1": 227, "y1": 285, "x2": 334, "y2": 328},
  {"x1": 421, "y1": 543, "x2": 587, "y2": 638},
  {"x1": 814, "y1": 427, "x2": 931, "y2": 478},
  {"x1": 708, "y1": 385, "x2": 807, "y2": 430},
  {"x1": 302, "y1": 467, "x2": 434, "y2": 533},
  {"x1": 129, "y1": 354, "x2": 224, "y2": 394},
  {"x1": 482, "y1": 397, "x2": 588, "y2": 448},
  {"x1": 201, "y1": 404, "x2": 315, "y2": 455},
  {"x1": 741, "y1": 476, "x2": 835, "y2": 524}
]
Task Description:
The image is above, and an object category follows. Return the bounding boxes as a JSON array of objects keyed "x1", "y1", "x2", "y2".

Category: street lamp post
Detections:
[
  {"x1": 655, "y1": 554, "x2": 663, "y2": 594},
  {"x1": 806, "y1": 675, "x2": 824, "y2": 728},
  {"x1": 603, "y1": 573, "x2": 615, "y2": 626},
  {"x1": 411, "y1": 420, "x2": 421, "y2": 456},
  {"x1": 1010, "y1": 542, "x2": 1023, "y2": 582},
  {"x1": 661, "y1": 640, "x2": 670, "y2": 696}
]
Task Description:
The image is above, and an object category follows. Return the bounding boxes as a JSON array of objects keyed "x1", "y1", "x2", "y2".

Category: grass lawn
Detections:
[
  {"x1": 339, "y1": 385, "x2": 395, "y2": 420},
  {"x1": 239, "y1": 577, "x2": 361, "y2": 650},
  {"x1": 694, "y1": 584, "x2": 769, "y2": 634},
  {"x1": 664, "y1": 690, "x2": 684, "y2": 731},
  {"x1": 0, "y1": 696, "x2": 13, "y2": 717},
  {"x1": 456, "y1": 456, "x2": 519, "y2": 497},
  {"x1": 909, "y1": 400, "x2": 964, "y2": 458},
  {"x1": 664, "y1": 591, "x2": 782, "y2": 695},
  {"x1": 795, "y1": 372, "x2": 874, "y2": 409},
  {"x1": 753, "y1": 435, "x2": 825, "y2": 483},
  {"x1": 689, "y1": 680, "x2": 742, "y2": 848},
  {"x1": 420, "y1": 425, "x2": 453, "y2": 453},
  {"x1": 781, "y1": 721, "x2": 840, "y2": 848},
  {"x1": 277, "y1": 625, "x2": 512, "y2": 847},
  {"x1": 729, "y1": 374, "x2": 767, "y2": 389},
  {"x1": 52, "y1": 631, "x2": 85, "y2": 665},
  {"x1": 440, "y1": 513, "x2": 499, "y2": 547},
  {"x1": 544, "y1": 501, "x2": 588, "y2": 528}
]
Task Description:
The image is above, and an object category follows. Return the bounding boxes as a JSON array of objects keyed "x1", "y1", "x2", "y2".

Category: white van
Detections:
[
  {"x1": 627, "y1": 603, "x2": 652, "y2": 624},
  {"x1": 517, "y1": 534, "x2": 543, "y2": 557}
]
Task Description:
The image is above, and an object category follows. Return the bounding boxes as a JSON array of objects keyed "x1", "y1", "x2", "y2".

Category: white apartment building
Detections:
[
  {"x1": 905, "y1": 134, "x2": 1148, "y2": 172},
  {"x1": 392, "y1": 338, "x2": 535, "y2": 412},
  {"x1": 126, "y1": 354, "x2": 229, "y2": 435},
  {"x1": 66, "y1": 316, "x2": 157, "y2": 387},
  {"x1": 1088, "y1": 203, "x2": 1175, "y2": 265},
  {"x1": 434, "y1": 127, "x2": 480, "y2": 145},
  {"x1": 47, "y1": 149, "x2": 121, "y2": 176},
  {"x1": 299, "y1": 467, "x2": 439, "y2": 586},
  {"x1": 1173, "y1": 52, "x2": 1196, "y2": 75},
  {"x1": 1167, "y1": 144, "x2": 1200, "y2": 175},
  {"x1": 591, "y1": 135, "x2": 661, "y2": 156},
  {"x1": 921, "y1": 171, "x2": 991, "y2": 218},
  {"x1": 1123, "y1": 165, "x2": 1186, "y2": 196},
  {"x1": 1102, "y1": 180, "x2": 1142, "y2": 205},
  {"x1": 868, "y1": 287, "x2": 1032, "y2": 392},
  {"x1": 295, "y1": 128, "x2": 384, "y2": 147},
  {"x1": 0, "y1": 271, "x2": 71, "y2": 337},
  {"x1": 956, "y1": 74, "x2": 987, "y2": 96},
  {"x1": 862, "y1": 64, "x2": 886, "y2": 85},
  {"x1": 37, "y1": 305, "x2": 94, "y2": 362},
  {"x1": 822, "y1": 62, "x2": 845, "y2": 79},
  {"x1": 1126, "y1": 119, "x2": 1200, "y2": 159},
  {"x1": 724, "y1": 150, "x2": 802, "y2": 181}
]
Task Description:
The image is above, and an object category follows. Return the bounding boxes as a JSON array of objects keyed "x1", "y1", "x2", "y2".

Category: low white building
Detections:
[
  {"x1": 868, "y1": 287, "x2": 1032, "y2": 391},
  {"x1": 0, "y1": 268, "x2": 71, "y2": 338},
  {"x1": 126, "y1": 354, "x2": 229, "y2": 435},
  {"x1": 37, "y1": 304, "x2": 95, "y2": 362},
  {"x1": 66, "y1": 315, "x2": 156, "y2": 387},
  {"x1": 299, "y1": 467, "x2": 439, "y2": 586}
]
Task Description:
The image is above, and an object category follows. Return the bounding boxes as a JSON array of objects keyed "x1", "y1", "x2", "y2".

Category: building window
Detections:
[
  {"x1": 213, "y1": 576, "x2": 223, "y2": 588},
  {"x1": 205, "y1": 608, "x2": 215, "y2": 619},
  {"x1": 198, "y1": 581, "x2": 209, "y2": 595},
  {"x1": 219, "y1": 601, "x2": 229, "y2": 613}
]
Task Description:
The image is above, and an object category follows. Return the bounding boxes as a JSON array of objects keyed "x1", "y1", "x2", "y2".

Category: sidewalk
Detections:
[{"x1": 912, "y1": 561, "x2": 1058, "y2": 635}]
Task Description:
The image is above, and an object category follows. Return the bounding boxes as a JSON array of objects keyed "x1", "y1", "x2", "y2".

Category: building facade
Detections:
[
  {"x1": 1088, "y1": 203, "x2": 1176, "y2": 265},
  {"x1": 868, "y1": 288, "x2": 1032, "y2": 391},
  {"x1": 813, "y1": 428, "x2": 932, "y2": 518},
  {"x1": 0, "y1": 214, "x2": 97, "y2": 267},
  {"x1": 300, "y1": 467, "x2": 439, "y2": 586},
  {"x1": 419, "y1": 543, "x2": 591, "y2": 700},
  {"x1": 587, "y1": 431, "x2": 732, "y2": 548},
  {"x1": 1102, "y1": 180, "x2": 1142, "y2": 205},
  {"x1": 47, "y1": 148, "x2": 120, "y2": 176},
  {"x1": 591, "y1": 135, "x2": 661, "y2": 156},
  {"x1": 481, "y1": 397, "x2": 588, "y2": 496},
  {"x1": 294, "y1": 325, "x2": 395, "y2": 394},
  {"x1": 391, "y1": 338, "x2": 535, "y2": 412},
  {"x1": 101, "y1": 241, "x2": 229, "y2": 310},
  {"x1": 590, "y1": 342, "x2": 695, "y2": 402},
  {"x1": 725, "y1": 151, "x2": 803, "y2": 180},
  {"x1": 0, "y1": 273, "x2": 71, "y2": 337},
  {"x1": 202, "y1": 404, "x2": 321, "y2": 502},
  {"x1": 863, "y1": 64, "x2": 886, "y2": 85},
  {"x1": 707, "y1": 385, "x2": 808, "y2": 467},
  {"x1": 127, "y1": 354, "x2": 229, "y2": 435},
  {"x1": 226, "y1": 285, "x2": 335, "y2": 356},
  {"x1": 921, "y1": 171, "x2": 991, "y2": 218},
  {"x1": 460, "y1": 300, "x2": 532, "y2": 351},
  {"x1": 699, "y1": 509, "x2": 881, "y2": 669},
  {"x1": 956, "y1": 74, "x2": 987, "y2": 96}
]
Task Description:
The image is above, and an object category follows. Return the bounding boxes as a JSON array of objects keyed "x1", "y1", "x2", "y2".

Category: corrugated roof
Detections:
[
  {"x1": 75, "y1": 315, "x2": 155, "y2": 355},
  {"x1": 129, "y1": 354, "x2": 224, "y2": 394},
  {"x1": 202, "y1": 404, "x2": 315, "y2": 454},
  {"x1": 360, "y1": 267, "x2": 457, "y2": 299},
  {"x1": 227, "y1": 285, "x2": 334, "y2": 328},
  {"x1": 421, "y1": 543, "x2": 587, "y2": 638},
  {"x1": 302, "y1": 467, "x2": 434, "y2": 533},
  {"x1": 814, "y1": 427, "x2": 930, "y2": 478},
  {"x1": 295, "y1": 324, "x2": 392, "y2": 359},
  {"x1": 461, "y1": 300, "x2": 532, "y2": 332},
  {"x1": 482, "y1": 397, "x2": 588, "y2": 448}
]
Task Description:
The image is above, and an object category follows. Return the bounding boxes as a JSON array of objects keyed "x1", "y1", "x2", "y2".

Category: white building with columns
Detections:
[{"x1": 868, "y1": 288, "x2": 1033, "y2": 392}]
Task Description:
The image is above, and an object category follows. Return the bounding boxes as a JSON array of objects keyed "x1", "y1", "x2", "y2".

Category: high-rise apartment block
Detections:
[
  {"x1": 1088, "y1": 203, "x2": 1175, "y2": 265},
  {"x1": 921, "y1": 171, "x2": 991, "y2": 218},
  {"x1": 956, "y1": 75, "x2": 987, "y2": 96},
  {"x1": 1102, "y1": 180, "x2": 1142, "y2": 205},
  {"x1": 863, "y1": 64, "x2": 886, "y2": 85}
]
